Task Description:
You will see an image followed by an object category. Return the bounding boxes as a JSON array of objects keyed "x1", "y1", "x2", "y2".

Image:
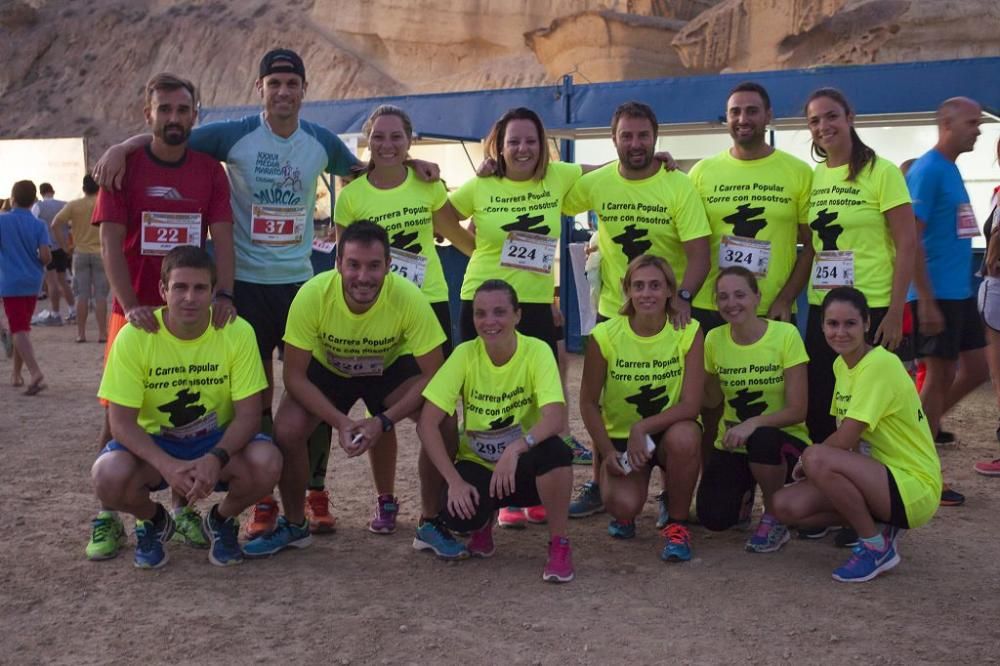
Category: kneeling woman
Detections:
[
  {"x1": 416, "y1": 280, "x2": 575, "y2": 583},
  {"x1": 697, "y1": 266, "x2": 810, "y2": 553},
  {"x1": 773, "y1": 287, "x2": 942, "y2": 583},
  {"x1": 579, "y1": 255, "x2": 704, "y2": 562}
]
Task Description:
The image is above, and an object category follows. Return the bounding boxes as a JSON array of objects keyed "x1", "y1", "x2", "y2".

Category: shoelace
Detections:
[
  {"x1": 135, "y1": 522, "x2": 159, "y2": 551},
  {"x1": 661, "y1": 523, "x2": 690, "y2": 544},
  {"x1": 91, "y1": 517, "x2": 115, "y2": 543},
  {"x1": 753, "y1": 518, "x2": 777, "y2": 539},
  {"x1": 217, "y1": 517, "x2": 239, "y2": 551}
]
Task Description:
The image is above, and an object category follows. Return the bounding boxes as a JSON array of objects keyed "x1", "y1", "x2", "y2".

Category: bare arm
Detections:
[
  {"x1": 100, "y1": 222, "x2": 158, "y2": 331},
  {"x1": 768, "y1": 224, "x2": 814, "y2": 322},
  {"x1": 282, "y1": 343, "x2": 352, "y2": 431},
  {"x1": 50, "y1": 206, "x2": 71, "y2": 251},
  {"x1": 722, "y1": 363, "x2": 808, "y2": 450},
  {"x1": 208, "y1": 221, "x2": 237, "y2": 328},
  {"x1": 94, "y1": 134, "x2": 154, "y2": 190},
  {"x1": 187, "y1": 392, "x2": 263, "y2": 500},
  {"x1": 579, "y1": 337, "x2": 617, "y2": 460},
  {"x1": 671, "y1": 236, "x2": 710, "y2": 328},
  {"x1": 874, "y1": 203, "x2": 917, "y2": 350},
  {"x1": 432, "y1": 203, "x2": 475, "y2": 256},
  {"x1": 108, "y1": 403, "x2": 195, "y2": 496}
]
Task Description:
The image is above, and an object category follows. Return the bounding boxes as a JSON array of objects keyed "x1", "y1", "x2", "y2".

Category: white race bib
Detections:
[
  {"x1": 812, "y1": 250, "x2": 854, "y2": 289},
  {"x1": 956, "y1": 203, "x2": 979, "y2": 239},
  {"x1": 325, "y1": 352, "x2": 385, "y2": 377},
  {"x1": 251, "y1": 204, "x2": 306, "y2": 246},
  {"x1": 719, "y1": 236, "x2": 771, "y2": 277},
  {"x1": 312, "y1": 238, "x2": 335, "y2": 254},
  {"x1": 500, "y1": 231, "x2": 556, "y2": 274},
  {"x1": 467, "y1": 424, "x2": 523, "y2": 462},
  {"x1": 389, "y1": 247, "x2": 428, "y2": 288},
  {"x1": 140, "y1": 212, "x2": 201, "y2": 256}
]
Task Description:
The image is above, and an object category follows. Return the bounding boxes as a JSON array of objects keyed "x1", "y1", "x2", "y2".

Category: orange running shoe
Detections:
[
  {"x1": 245, "y1": 495, "x2": 279, "y2": 539},
  {"x1": 305, "y1": 489, "x2": 337, "y2": 533},
  {"x1": 497, "y1": 506, "x2": 527, "y2": 529}
]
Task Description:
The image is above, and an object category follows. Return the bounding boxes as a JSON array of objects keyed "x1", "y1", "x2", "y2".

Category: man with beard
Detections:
[
  {"x1": 562, "y1": 101, "x2": 710, "y2": 519},
  {"x1": 689, "y1": 82, "x2": 814, "y2": 332},
  {"x1": 86, "y1": 73, "x2": 236, "y2": 561},
  {"x1": 242, "y1": 221, "x2": 457, "y2": 558}
]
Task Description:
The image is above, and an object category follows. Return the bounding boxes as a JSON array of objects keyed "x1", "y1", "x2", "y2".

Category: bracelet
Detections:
[
  {"x1": 376, "y1": 412, "x2": 394, "y2": 432},
  {"x1": 215, "y1": 289, "x2": 234, "y2": 301},
  {"x1": 208, "y1": 447, "x2": 230, "y2": 467}
]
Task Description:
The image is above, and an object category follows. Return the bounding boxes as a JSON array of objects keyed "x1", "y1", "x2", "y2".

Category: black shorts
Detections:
[
  {"x1": 431, "y1": 300, "x2": 453, "y2": 358},
  {"x1": 910, "y1": 298, "x2": 987, "y2": 360},
  {"x1": 691, "y1": 306, "x2": 725, "y2": 334},
  {"x1": 234, "y1": 280, "x2": 302, "y2": 359},
  {"x1": 459, "y1": 300, "x2": 557, "y2": 358},
  {"x1": 305, "y1": 355, "x2": 420, "y2": 415},
  {"x1": 441, "y1": 436, "x2": 573, "y2": 533},
  {"x1": 46, "y1": 248, "x2": 70, "y2": 273},
  {"x1": 885, "y1": 467, "x2": 910, "y2": 530}
]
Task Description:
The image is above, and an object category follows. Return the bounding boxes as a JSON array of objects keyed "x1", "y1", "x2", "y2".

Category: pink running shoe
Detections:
[
  {"x1": 498, "y1": 506, "x2": 527, "y2": 529},
  {"x1": 368, "y1": 494, "x2": 398, "y2": 534},
  {"x1": 468, "y1": 522, "x2": 496, "y2": 558},
  {"x1": 542, "y1": 536, "x2": 574, "y2": 583},
  {"x1": 974, "y1": 458, "x2": 1000, "y2": 476},
  {"x1": 523, "y1": 505, "x2": 547, "y2": 524}
]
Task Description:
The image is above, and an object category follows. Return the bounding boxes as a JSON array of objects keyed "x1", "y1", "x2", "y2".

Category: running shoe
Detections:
[
  {"x1": 655, "y1": 491, "x2": 669, "y2": 529},
  {"x1": 66, "y1": 307, "x2": 77, "y2": 323},
  {"x1": 831, "y1": 542, "x2": 900, "y2": 583},
  {"x1": 134, "y1": 512, "x2": 175, "y2": 569},
  {"x1": 242, "y1": 516, "x2": 312, "y2": 558},
  {"x1": 85, "y1": 511, "x2": 126, "y2": 561},
  {"x1": 940, "y1": 485, "x2": 965, "y2": 507},
  {"x1": 172, "y1": 506, "x2": 209, "y2": 548},
  {"x1": 745, "y1": 517, "x2": 790, "y2": 553},
  {"x1": 974, "y1": 458, "x2": 1000, "y2": 476},
  {"x1": 568, "y1": 481, "x2": 604, "y2": 518},
  {"x1": 934, "y1": 430, "x2": 956, "y2": 447},
  {"x1": 834, "y1": 527, "x2": 859, "y2": 548},
  {"x1": 523, "y1": 505, "x2": 547, "y2": 524},
  {"x1": 30, "y1": 309, "x2": 51, "y2": 325},
  {"x1": 566, "y1": 435, "x2": 593, "y2": 465},
  {"x1": 42, "y1": 312, "x2": 63, "y2": 326},
  {"x1": 797, "y1": 526, "x2": 831, "y2": 540},
  {"x1": 608, "y1": 519, "x2": 636, "y2": 539},
  {"x1": 882, "y1": 523, "x2": 904, "y2": 553},
  {"x1": 305, "y1": 489, "x2": 337, "y2": 533},
  {"x1": 498, "y1": 506, "x2": 527, "y2": 529},
  {"x1": 412, "y1": 519, "x2": 469, "y2": 560},
  {"x1": 368, "y1": 494, "x2": 398, "y2": 534},
  {"x1": 660, "y1": 522, "x2": 692, "y2": 562},
  {"x1": 245, "y1": 496, "x2": 279, "y2": 539},
  {"x1": 467, "y1": 522, "x2": 496, "y2": 558},
  {"x1": 0, "y1": 328, "x2": 12, "y2": 359},
  {"x1": 542, "y1": 536, "x2": 574, "y2": 583},
  {"x1": 204, "y1": 505, "x2": 243, "y2": 567}
]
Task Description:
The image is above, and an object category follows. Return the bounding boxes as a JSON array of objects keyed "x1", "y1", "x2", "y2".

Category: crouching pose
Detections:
[
  {"x1": 417, "y1": 280, "x2": 575, "y2": 582},
  {"x1": 773, "y1": 287, "x2": 942, "y2": 582},
  {"x1": 92, "y1": 246, "x2": 281, "y2": 569},
  {"x1": 579, "y1": 255, "x2": 704, "y2": 562}
]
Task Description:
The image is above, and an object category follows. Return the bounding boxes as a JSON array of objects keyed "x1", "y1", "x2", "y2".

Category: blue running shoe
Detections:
[
  {"x1": 134, "y1": 512, "x2": 175, "y2": 569},
  {"x1": 413, "y1": 519, "x2": 469, "y2": 560},
  {"x1": 204, "y1": 505, "x2": 243, "y2": 567},
  {"x1": 565, "y1": 436, "x2": 593, "y2": 465},
  {"x1": 832, "y1": 542, "x2": 900, "y2": 583},
  {"x1": 242, "y1": 516, "x2": 313, "y2": 558},
  {"x1": 608, "y1": 519, "x2": 636, "y2": 539},
  {"x1": 655, "y1": 491, "x2": 669, "y2": 529},
  {"x1": 569, "y1": 481, "x2": 604, "y2": 518},
  {"x1": 660, "y1": 522, "x2": 692, "y2": 562}
]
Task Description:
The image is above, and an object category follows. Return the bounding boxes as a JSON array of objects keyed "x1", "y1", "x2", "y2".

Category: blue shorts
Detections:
[{"x1": 100, "y1": 429, "x2": 273, "y2": 492}]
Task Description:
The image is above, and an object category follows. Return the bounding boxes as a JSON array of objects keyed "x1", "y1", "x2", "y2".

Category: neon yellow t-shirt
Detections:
[
  {"x1": 422, "y1": 332, "x2": 565, "y2": 470},
  {"x1": 831, "y1": 346, "x2": 942, "y2": 528},
  {"x1": 449, "y1": 161, "x2": 583, "y2": 303},
  {"x1": 590, "y1": 315, "x2": 699, "y2": 439},
  {"x1": 563, "y1": 162, "x2": 710, "y2": 318},
  {"x1": 806, "y1": 156, "x2": 911, "y2": 306},
  {"x1": 704, "y1": 320, "x2": 810, "y2": 453},
  {"x1": 334, "y1": 167, "x2": 449, "y2": 303},
  {"x1": 98, "y1": 310, "x2": 266, "y2": 439},
  {"x1": 284, "y1": 271, "x2": 445, "y2": 377},
  {"x1": 689, "y1": 149, "x2": 812, "y2": 313}
]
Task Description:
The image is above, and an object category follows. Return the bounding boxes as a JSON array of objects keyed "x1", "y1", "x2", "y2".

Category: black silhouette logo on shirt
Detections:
[
  {"x1": 157, "y1": 389, "x2": 205, "y2": 427},
  {"x1": 723, "y1": 203, "x2": 767, "y2": 238},
  {"x1": 390, "y1": 230, "x2": 422, "y2": 254},
  {"x1": 489, "y1": 415, "x2": 515, "y2": 430},
  {"x1": 728, "y1": 388, "x2": 767, "y2": 421},
  {"x1": 501, "y1": 213, "x2": 549, "y2": 236},
  {"x1": 625, "y1": 383, "x2": 670, "y2": 419},
  {"x1": 612, "y1": 224, "x2": 652, "y2": 262},
  {"x1": 810, "y1": 208, "x2": 843, "y2": 251}
]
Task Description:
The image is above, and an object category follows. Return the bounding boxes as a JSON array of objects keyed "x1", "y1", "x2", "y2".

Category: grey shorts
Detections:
[
  {"x1": 71, "y1": 252, "x2": 110, "y2": 300},
  {"x1": 979, "y1": 276, "x2": 1000, "y2": 332}
]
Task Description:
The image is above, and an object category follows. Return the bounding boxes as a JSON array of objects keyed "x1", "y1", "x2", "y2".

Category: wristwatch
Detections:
[
  {"x1": 376, "y1": 412, "x2": 394, "y2": 432},
  {"x1": 677, "y1": 289, "x2": 693, "y2": 303},
  {"x1": 524, "y1": 433, "x2": 537, "y2": 448}
]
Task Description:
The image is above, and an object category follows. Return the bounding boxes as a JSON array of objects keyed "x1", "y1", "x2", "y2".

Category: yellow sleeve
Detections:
[
  {"x1": 796, "y1": 160, "x2": 813, "y2": 225},
  {"x1": 422, "y1": 343, "x2": 469, "y2": 415},
  {"x1": 703, "y1": 327, "x2": 719, "y2": 374},
  {"x1": 228, "y1": 318, "x2": 269, "y2": 401},
  {"x1": 671, "y1": 173, "x2": 711, "y2": 242},
  {"x1": 561, "y1": 171, "x2": 594, "y2": 216},
  {"x1": 781, "y1": 323, "x2": 810, "y2": 367},
  {"x1": 530, "y1": 340, "x2": 566, "y2": 406},
  {"x1": 449, "y1": 177, "x2": 477, "y2": 219},
  {"x1": 875, "y1": 158, "x2": 912, "y2": 213},
  {"x1": 429, "y1": 180, "x2": 448, "y2": 212},
  {"x1": 283, "y1": 277, "x2": 322, "y2": 351},
  {"x1": 97, "y1": 325, "x2": 147, "y2": 408},
  {"x1": 842, "y1": 355, "x2": 898, "y2": 429},
  {"x1": 333, "y1": 182, "x2": 357, "y2": 225}
]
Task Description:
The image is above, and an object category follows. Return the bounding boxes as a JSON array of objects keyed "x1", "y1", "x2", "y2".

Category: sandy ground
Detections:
[{"x1": 3, "y1": 310, "x2": 1000, "y2": 666}]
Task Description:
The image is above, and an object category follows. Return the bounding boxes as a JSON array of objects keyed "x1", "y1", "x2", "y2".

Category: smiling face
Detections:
[
  {"x1": 368, "y1": 113, "x2": 410, "y2": 169},
  {"x1": 501, "y1": 118, "x2": 541, "y2": 181},
  {"x1": 613, "y1": 115, "x2": 656, "y2": 173},
  {"x1": 337, "y1": 240, "x2": 388, "y2": 309},
  {"x1": 822, "y1": 299, "x2": 868, "y2": 357},
  {"x1": 159, "y1": 266, "x2": 213, "y2": 330},
  {"x1": 715, "y1": 273, "x2": 760, "y2": 325},
  {"x1": 257, "y1": 70, "x2": 306, "y2": 123},
  {"x1": 806, "y1": 95, "x2": 853, "y2": 157},
  {"x1": 624, "y1": 263, "x2": 671, "y2": 316},
  {"x1": 472, "y1": 288, "x2": 521, "y2": 345},
  {"x1": 727, "y1": 90, "x2": 771, "y2": 150}
]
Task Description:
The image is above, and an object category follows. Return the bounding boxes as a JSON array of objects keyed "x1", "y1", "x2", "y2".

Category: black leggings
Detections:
[
  {"x1": 696, "y1": 427, "x2": 807, "y2": 531},
  {"x1": 441, "y1": 435, "x2": 571, "y2": 533}
]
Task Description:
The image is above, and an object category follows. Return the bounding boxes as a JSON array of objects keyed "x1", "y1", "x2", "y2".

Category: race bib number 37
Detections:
[
  {"x1": 251, "y1": 204, "x2": 306, "y2": 246},
  {"x1": 140, "y1": 211, "x2": 201, "y2": 256},
  {"x1": 812, "y1": 250, "x2": 854, "y2": 289},
  {"x1": 501, "y1": 231, "x2": 556, "y2": 274}
]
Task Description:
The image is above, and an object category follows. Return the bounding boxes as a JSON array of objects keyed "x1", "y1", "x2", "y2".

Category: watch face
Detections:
[{"x1": 679, "y1": 290, "x2": 692, "y2": 302}]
